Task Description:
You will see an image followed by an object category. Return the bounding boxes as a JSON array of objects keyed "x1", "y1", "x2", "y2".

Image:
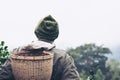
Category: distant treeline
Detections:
[{"x1": 67, "y1": 43, "x2": 120, "y2": 80}]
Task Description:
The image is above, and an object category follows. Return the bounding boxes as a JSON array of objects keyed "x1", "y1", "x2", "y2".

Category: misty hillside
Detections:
[{"x1": 107, "y1": 45, "x2": 120, "y2": 61}]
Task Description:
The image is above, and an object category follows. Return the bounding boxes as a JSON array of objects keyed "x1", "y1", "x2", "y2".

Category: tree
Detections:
[{"x1": 67, "y1": 43, "x2": 111, "y2": 79}]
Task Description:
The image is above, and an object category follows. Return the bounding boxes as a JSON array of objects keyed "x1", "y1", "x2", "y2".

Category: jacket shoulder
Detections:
[{"x1": 51, "y1": 48, "x2": 68, "y2": 65}]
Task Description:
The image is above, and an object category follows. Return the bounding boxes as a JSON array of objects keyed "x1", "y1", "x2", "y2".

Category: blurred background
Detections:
[{"x1": 0, "y1": 0, "x2": 120, "y2": 79}]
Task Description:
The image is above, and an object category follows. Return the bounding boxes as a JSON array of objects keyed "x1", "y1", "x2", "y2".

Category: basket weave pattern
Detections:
[{"x1": 10, "y1": 52, "x2": 53, "y2": 80}]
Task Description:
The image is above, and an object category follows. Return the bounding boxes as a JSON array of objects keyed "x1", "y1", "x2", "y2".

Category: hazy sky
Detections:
[{"x1": 0, "y1": 0, "x2": 120, "y2": 50}]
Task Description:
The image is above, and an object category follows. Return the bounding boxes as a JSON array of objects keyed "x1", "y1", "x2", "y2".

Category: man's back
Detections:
[{"x1": 0, "y1": 48, "x2": 80, "y2": 80}]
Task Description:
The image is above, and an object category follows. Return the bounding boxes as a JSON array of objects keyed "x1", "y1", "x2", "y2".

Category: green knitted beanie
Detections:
[{"x1": 34, "y1": 15, "x2": 59, "y2": 42}]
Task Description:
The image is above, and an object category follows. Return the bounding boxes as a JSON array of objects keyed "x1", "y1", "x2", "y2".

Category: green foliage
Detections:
[
  {"x1": 107, "y1": 59, "x2": 120, "y2": 80},
  {"x1": 107, "y1": 59, "x2": 120, "y2": 71},
  {"x1": 79, "y1": 70, "x2": 88, "y2": 80},
  {"x1": 95, "y1": 69, "x2": 105, "y2": 80},
  {"x1": 87, "y1": 69, "x2": 95, "y2": 80},
  {"x1": 0, "y1": 41, "x2": 9, "y2": 70},
  {"x1": 67, "y1": 43, "x2": 112, "y2": 80}
]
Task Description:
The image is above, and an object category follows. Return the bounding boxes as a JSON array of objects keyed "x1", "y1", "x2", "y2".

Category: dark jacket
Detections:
[{"x1": 0, "y1": 48, "x2": 80, "y2": 80}]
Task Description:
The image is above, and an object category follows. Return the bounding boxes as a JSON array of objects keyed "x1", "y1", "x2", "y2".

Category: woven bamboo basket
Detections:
[{"x1": 10, "y1": 51, "x2": 54, "y2": 80}]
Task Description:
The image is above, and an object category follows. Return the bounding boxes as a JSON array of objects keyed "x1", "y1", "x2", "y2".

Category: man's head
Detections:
[{"x1": 34, "y1": 15, "x2": 59, "y2": 43}]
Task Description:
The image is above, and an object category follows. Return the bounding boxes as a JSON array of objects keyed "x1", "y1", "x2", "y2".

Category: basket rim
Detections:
[{"x1": 10, "y1": 51, "x2": 54, "y2": 60}]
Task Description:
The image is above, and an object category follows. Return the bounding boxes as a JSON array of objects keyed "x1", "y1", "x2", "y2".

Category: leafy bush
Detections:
[{"x1": 0, "y1": 41, "x2": 9, "y2": 70}]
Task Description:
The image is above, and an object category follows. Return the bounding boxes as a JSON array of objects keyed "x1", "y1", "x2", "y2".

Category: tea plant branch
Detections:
[{"x1": 0, "y1": 41, "x2": 9, "y2": 70}]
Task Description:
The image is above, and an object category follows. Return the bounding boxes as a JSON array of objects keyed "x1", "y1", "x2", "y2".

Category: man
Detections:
[{"x1": 0, "y1": 15, "x2": 80, "y2": 80}]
